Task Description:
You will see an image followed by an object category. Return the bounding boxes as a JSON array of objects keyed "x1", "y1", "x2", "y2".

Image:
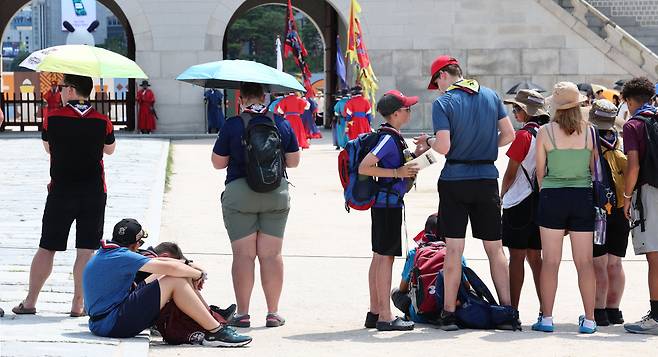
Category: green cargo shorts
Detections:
[{"x1": 221, "y1": 178, "x2": 290, "y2": 241}]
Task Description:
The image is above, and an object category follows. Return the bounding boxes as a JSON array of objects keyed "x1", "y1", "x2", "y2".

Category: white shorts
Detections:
[{"x1": 631, "y1": 184, "x2": 658, "y2": 255}]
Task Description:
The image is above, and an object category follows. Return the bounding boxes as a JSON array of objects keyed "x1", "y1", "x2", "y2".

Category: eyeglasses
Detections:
[
  {"x1": 137, "y1": 239, "x2": 145, "y2": 247},
  {"x1": 512, "y1": 106, "x2": 522, "y2": 114}
]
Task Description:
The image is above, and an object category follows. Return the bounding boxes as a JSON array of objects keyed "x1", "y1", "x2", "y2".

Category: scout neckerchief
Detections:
[
  {"x1": 242, "y1": 103, "x2": 268, "y2": 115},
  {"x1": 67, "y1": 100, "x2": 93, "y2": 116},
  {"x1": 599, "y1": 130, "x2": 618, "y2": 151},
  {"x1": 446, "y1": 79, "x2": 480, "y2": 94}
]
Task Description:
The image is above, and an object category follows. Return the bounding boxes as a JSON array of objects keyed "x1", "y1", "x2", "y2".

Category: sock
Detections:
[
  {"x1": 582, "y1": 318, "x2": 596, "y2": 329},
  {"x1": 605, "y1": 307, "x2": 620, "y2": 313},
  {"x1": 650, "y1": 300, "x2": 658, "y2": 319},
  {"x1": 541, "y1": 316, "x2": 553, "y2": 326},
  {"x1": 208, "y1": 325, "x2": 222, "y2": 333}
]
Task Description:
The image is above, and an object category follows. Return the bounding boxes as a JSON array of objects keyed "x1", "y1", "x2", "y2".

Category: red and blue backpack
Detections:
[{"x1": 338, "y1": 126, "x2": 406, "y2": 211}]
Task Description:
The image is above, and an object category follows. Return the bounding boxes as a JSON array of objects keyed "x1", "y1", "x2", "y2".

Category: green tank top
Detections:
[{"x1": 541, "y1": 124, "x2": 592, "y2": 189}]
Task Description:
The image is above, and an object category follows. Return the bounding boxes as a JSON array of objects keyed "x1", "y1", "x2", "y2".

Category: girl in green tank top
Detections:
[{"x1": 541, "y1": 123, "x2": 592, "y2": 189}]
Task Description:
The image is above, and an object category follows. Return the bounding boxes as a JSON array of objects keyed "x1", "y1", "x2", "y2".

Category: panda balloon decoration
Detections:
[{"x1": 63, "y1": 20, "x2": 99, "y2": 46}]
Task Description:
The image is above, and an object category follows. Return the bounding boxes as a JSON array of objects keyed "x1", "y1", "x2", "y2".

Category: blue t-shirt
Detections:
[
  {"x1": 83, "y1": 247, "x2": 150, "y2": 336},
  {"x1": 432, "y1": 86, "x2": 507, "y2": 180},
  {"x1": 268, "y1": 98, "x2": 283, "y2": 112},
  {"x1": 401, "y1": 248, "x2": 468, "y2": 323},
  {"x1": 370, "y1": 132, "x2": 406, "y2": 208},
  {"x1": 212, "y1": 113, "x2": 300, "y2": 185}
]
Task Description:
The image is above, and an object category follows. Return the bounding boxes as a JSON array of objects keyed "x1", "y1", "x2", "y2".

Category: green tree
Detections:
[
  {"x1": 9, "y1": 50, "x2": 30, "y2": 72},
  {"x1": 225, "y1": 5, "x2": 324, "y2": 75},
  {"x1": 98, "y1": 37, "x2": 128, "y2": 57}
]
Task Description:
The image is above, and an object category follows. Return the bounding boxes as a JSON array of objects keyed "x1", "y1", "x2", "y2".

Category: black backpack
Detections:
[
  {"x1": 240, "y1": 112, "x2": 285, "y2": 193},
  {"x1": 633, "y1": 113, "x2": 658, "y2": 189}
]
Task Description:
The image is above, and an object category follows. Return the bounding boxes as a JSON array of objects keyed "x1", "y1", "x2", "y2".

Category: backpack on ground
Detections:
[
  {"x1": 408, "y1": 241, "x2": 446, "y2": 317},
  {"x1": 337, "y1": 127, "x2": 406, "y2": 211},
  {"x1": 155, "y1": 301, "x2": 224, "y2": 345},
  {"x1": 240, "y1": 112, "x2": 285, "y2": 193},
  {"x1": 435, "y1": 267, "x2": 520, "y2": 330}
]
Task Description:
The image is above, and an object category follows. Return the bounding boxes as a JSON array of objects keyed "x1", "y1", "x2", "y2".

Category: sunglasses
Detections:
[{"x1": 57, "y1": 84, "x2": 75, "y2": 91}]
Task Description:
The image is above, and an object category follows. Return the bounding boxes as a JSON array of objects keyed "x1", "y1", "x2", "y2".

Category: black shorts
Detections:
[
  {"x1": 107, "y1": 280, "x2": 161, "y2": 338},
  {"x1": 40, "y1": 191, "x2": 107, "y2": 251},
  {"x1": 537, "y1": 188, "x2": 594, "y2": 232},
  {"x1": 371, "y1": 207, "x2": 402, "y2": 256},
  {"x1": 593, "y1": 208, "x2": 631, "y2": 257},
  {"x1": 502, "y1": 194, "x2": 541, "y2": 250},
  {"x1": 438, "y1": 179, "x2": 501, "y2": 241}
]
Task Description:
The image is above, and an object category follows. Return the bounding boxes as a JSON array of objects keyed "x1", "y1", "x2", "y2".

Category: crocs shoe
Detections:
[
  {"x1": 376, "y1": 317, "x2": 414, "y2": 331},
  {"x1": 578, "y1": 315, "x2": 597, "y2": 334},
  {"x1": 227, "y1": 313, "x2": 251, "y2": 328},
  {"x1": 531, "y1": 314, "x2": 554, "y2": 332},
  {"x1": 265, "y1": 313, "x2": 286, "y2": 327},
  {"x1": 202, "y1": 326, "x2": 252, "y2": 347}
]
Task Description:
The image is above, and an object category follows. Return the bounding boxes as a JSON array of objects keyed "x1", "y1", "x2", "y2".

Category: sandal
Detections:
[
  {"x1": 70, "y1": 310, "x2": 87, "y2": 318},
  {"x1": 265, "y1": 313, "x2": 286, "y2": 328},
  {"x1": 12, "y1": 302, "x2": 36, "y2": 315},
  {"x1": 227, "y1": 313, "x2": 251, "y2": 328}
]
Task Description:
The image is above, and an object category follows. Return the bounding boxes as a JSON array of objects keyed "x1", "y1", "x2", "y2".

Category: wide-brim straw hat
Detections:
[
  {"x1": 589, "y1": 99, "x2": 618, "y2": 130},
  {"x1": 547, "y1": 81, "x2": 588, "y2": 110},
  {"x1": 504, "y1": 89, "x2": 549, "y2": 117}
]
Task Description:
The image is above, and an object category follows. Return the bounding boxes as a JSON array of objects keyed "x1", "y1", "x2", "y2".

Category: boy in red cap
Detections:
[
  {"x1": 415, "y1": 55, "x2": 516, "y2": 330},
  {"x1": 358, "y1": 90, "x2": 424, "y2": 331}
]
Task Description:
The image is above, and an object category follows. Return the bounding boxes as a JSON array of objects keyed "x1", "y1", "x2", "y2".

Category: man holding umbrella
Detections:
[{"x1": 13, "y1": 74, "x2": 116, "y2": 317}]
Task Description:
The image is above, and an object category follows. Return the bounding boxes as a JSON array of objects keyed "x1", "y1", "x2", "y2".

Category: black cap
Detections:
[
  {"x1": 350, "y1": 85, "x2": 363, "y2": 95},
  {"x1": 376, "y1": 90, "x2": 419, "y2": 117},
  {"x1": 112, "y1": 218, "x2": 147, "y2": 246}
]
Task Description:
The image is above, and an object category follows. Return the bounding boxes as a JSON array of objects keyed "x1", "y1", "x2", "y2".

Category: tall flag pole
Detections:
[
  {"x1": 275, "y1": 35, "x2": 284, "y2": 72},
  {"x1": 336, "y1": 35, "x2": 348, "y2": 90},
  {"x1": 283, "y1": 0, "x2": 315, "y2": 97},
  {"x1": 346, "y1": 0, "x2": 378, "y2": 106}
]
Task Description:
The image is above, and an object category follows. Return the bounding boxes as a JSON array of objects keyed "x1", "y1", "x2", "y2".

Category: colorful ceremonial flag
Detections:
[
  {"x1": 346, "y1": 0, "x2": 378, "y2": 105},
  {"x1": 336, "y1": 35, "x2": 347, "y2": 90},
  {"x1": 283, "y1": 0, "x2": 315, "y2": 96},
  {"x1": 275, "y1": 35, "x2": 283, "y2": 72}
]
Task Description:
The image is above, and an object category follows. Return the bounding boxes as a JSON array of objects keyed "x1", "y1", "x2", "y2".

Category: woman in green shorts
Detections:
[{"x1": 211, "y1": 82, "x2": 300, "y2": 328}]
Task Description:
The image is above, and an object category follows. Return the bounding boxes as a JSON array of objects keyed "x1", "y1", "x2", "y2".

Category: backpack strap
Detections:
[
  {"x1": 461, "y1": 266, "x2": 499, "y2": 305},
  {"x1": 519, "y1": 125, "x2": 539, "y2": 192}
]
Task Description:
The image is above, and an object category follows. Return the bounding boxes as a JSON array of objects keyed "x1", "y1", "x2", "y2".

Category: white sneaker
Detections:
[{"x1": 624, "y1": 313, "x2": 658, "y2": 335}]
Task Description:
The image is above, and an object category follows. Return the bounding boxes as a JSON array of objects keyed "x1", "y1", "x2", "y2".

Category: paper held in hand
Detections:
[{"x1": 404, "y1": 151, "x2": 438, "y2": 170}]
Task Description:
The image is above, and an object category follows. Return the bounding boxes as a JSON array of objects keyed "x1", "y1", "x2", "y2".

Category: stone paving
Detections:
[{"x1": 0, "y1": 138, "x2": 169, "y2": 357}]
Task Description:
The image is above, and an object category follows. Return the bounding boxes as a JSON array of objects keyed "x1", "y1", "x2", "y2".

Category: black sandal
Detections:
[{"x1": 376, "y1": 317, "x2": 414, "y2": 331}]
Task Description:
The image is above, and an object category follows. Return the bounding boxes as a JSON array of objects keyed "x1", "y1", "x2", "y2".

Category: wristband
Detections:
[
  {"x1": 425, "y1": 136, "x2": 434, "y2": 147},
  {"x1": 623, "y1": 192, "x2": 633, "y2": 199},
  {"x1": 194, "y1": 271, "x2": 207, "y2": 281}
]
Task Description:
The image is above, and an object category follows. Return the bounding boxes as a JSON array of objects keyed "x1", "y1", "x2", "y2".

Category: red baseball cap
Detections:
[
  {"x1": 427, "y1": 55, "x2": 460, "y2": 90},
  {"x1": 377, "y1": 90, "x2": 419, "y2": 116}
]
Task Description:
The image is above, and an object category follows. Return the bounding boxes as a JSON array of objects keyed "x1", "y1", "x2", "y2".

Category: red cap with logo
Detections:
[{"x1": 427, "y1": 55, "x2": 460, "y2": 90}]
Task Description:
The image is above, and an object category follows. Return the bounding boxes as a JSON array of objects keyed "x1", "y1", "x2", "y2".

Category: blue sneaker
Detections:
[
  {"x1": 531, "y1": 314, "x2": 554, "y2": 332},
  {"x1": 578, "y1": 315, "x2": 597, "y2": 334}
]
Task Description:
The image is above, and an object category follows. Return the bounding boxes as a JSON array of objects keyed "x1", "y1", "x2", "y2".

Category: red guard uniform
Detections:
[
  {"x1": 343, "y1": 94, "x2": 372, "y2": 140},
  {"x1": 276, "y1": 94, "x2": 310, "y2": 149},
  {"x1": 43, "y1": 89, "x2": 62, "y2": 122},
  {"x1": 137, "y1": 88, "x2": 157, "y2": 132}
]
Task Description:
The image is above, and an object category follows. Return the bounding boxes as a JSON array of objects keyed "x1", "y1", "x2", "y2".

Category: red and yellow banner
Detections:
[{"x1": 346, "y1": 0, "x2": 378, "y2": 105}]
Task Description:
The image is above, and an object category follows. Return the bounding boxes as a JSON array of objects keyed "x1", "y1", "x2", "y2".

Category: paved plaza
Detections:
[
  {"x1": 0, "y1": 137, "x2": 168, "y2": 357},
  {"x1": 1, "y1": 133, "x2": 658, "y2": 356}
]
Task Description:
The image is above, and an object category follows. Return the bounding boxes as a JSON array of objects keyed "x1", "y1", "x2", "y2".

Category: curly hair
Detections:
[{"x1": 621, "y1": 77, "x2": 655, "y2": 104}]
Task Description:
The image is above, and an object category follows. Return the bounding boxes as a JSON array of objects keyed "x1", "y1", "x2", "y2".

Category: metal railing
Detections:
[
  {"x1": 546, "y1": 0, "x2": 658, "y2": 80},
  {"x1": 1, "y1": 91, "x2": 129, "y2": 131}
]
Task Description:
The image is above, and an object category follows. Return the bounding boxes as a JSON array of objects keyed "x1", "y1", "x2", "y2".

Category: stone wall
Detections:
[
  {"x1": 10, "y1": 0, "x2": 644, "y2": 133},
  {"x1": 585, "y1": 0, "x2": 658, "y2": 53}
]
